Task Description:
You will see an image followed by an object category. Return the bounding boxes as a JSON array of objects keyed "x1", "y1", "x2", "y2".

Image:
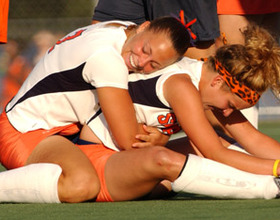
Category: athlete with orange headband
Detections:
[
  {"x1": 0, "y1": 24, "x2": 280, "y2": 203},
  {"x1": 74, "y1": 24, "x2": 280, "y2": 202},
  {"x1": 77, "y1": 27, "x2": 280, "y2": 201},
  {"x1": 0, "y1": 16, "x2": 191, "y2": 203}
]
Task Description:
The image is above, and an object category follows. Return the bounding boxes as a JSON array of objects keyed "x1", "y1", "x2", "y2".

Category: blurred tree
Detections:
[
  {"x1": 8, "y1": 0, "x2": 98, "y2": 42},
  {"x1": 9, "y1": 0, "x2": 96, "y2": 18}
]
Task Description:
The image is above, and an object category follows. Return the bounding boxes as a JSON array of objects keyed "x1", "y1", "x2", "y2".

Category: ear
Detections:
[
  {"x1": 136, "y1": 21, "x2": 151, "y2": 34},
  {"x1": 211, "y1": 75, "x2": 224, "y2": 88}
]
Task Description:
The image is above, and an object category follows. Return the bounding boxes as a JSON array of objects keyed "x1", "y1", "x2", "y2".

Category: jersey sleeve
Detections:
[{"x1": 83, "y1": 47, "x2": 129, "y2": 89}]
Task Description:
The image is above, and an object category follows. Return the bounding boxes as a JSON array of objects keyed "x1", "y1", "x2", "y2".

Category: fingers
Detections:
[
  {"x1": 142, "y1": 124, "x2": 158, "y2": 134},
  {"x1": 135, "y1": 134, "x2": 151, "y2": 142}
]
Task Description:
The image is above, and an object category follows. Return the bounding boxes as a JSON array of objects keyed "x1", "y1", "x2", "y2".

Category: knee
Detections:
[
  {"x1": 59, "y1": 169, "x2": 100, "y2": 203},
  {"x1": 147, "y1": 146, "x2": 176, "y2": 172}
]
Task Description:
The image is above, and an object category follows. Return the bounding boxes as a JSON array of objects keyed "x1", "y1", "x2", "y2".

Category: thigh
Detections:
[
  {"x1": 26, "y1": 135, "x2": 100, "y2": 202},
  {"x1": 26, "y1": 135, "x2": 97, "y2": 179},
  {"x1": 0, "y1": 110, "x2": 81, "y2": 169},
  {"x1": 105, "y1": 146, "x2": 185, "y2": 201}
]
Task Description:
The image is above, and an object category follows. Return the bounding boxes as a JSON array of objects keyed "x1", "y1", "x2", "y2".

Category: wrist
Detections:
[{"x1": 273, "y1": 159, "x2": 280, "y2": 177}]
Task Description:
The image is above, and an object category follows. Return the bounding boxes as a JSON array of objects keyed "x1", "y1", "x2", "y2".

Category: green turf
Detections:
[
  {"x1": 259, "y1": 120, "x2": 280, "y2": 142},
  {"x1": 0, "y1": 121, "x2": 279, "y2": 219},
  {"x1": 0, "y1": 197, "x2": 280, "y2": 220}
]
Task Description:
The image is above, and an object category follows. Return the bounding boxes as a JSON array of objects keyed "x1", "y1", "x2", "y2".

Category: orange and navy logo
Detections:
[
  {"x1": 157, "y1": 113, "x2": 181, "y2": 135},
  {"x1": 48, "y1": 29, "x2": 86, "y2": 53}
]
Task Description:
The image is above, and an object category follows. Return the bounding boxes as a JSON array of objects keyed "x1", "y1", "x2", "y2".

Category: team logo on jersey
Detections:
[
  {"x1": 157, "y1": 113, "x2": 181, "y2": 135},
  {"x1": 48, "y1": 29, "x2": 86, "y2": 53}
]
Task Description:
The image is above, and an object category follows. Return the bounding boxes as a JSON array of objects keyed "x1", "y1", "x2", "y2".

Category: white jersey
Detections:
[
  {"x1": 88, "y1": 57, "x2": 203, "y2": 151},
  {"x1": 6, "y1": 20, "x2": 135, "y2": 133},
  {"x1": 130, "y1": 57, "x2": 202, "y2": 134}
]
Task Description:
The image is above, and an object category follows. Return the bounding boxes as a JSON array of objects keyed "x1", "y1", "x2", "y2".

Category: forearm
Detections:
[
  {"x1": 97, "y1": 87, "x2": 141, "y2": 150},
  {"x1": 214, "y1": 109, "x2": 280, "y2": 159},
  {"x1": 240, "y1": 131, "x2": 280, "y2": 159},
  {"x1": 212, "y1": 147, "x2": 278, "y2": 176}
]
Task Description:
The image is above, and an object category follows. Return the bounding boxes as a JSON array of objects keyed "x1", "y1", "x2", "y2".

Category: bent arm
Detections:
[
  {"x1": 213, "y1": 110, "x2": 280, "y2": 159},
  {"x1": 97, "y1": 87, "x2": 143, "y2": 150},
  {"x1": 164, "y1": 74, "x2": 280, "y2": 175}
]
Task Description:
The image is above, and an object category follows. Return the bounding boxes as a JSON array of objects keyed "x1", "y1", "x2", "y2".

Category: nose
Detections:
[
  {"x1": 138, "y1": 55, "x2": 152, "y2": 73},
  {"x1": 222, "y1": 108, "x2": 234, "y2": 117}
]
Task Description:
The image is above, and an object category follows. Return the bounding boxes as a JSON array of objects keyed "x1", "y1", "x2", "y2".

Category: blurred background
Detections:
[
  {"x1": 0, "y1": 0, "x2": 279, "y2": 124},
  {"x1": 0, "y1": 0, "x2": 98, "y2": 111}
]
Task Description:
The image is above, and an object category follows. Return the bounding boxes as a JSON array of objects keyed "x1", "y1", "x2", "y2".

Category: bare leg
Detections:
[
  {"x1": 105, "y1": 146, "x2": 186, "y2": 201},
  {"x1": 26, "y1": 135, "x2": 100, "y2": 203},
  {"x1": 104, "y1": 145, "x2": 279, "y2": 201}
]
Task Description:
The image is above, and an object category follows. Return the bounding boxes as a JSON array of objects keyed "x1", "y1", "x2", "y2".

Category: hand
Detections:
[{"x1": 132, "y1": 125, "x2": 170, "y2": 148}]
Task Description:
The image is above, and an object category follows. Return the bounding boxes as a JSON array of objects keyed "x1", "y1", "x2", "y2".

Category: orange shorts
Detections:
[
  {"x1": 77, "y1": 144, "x2": 116, "y2": 202},
  {"x1": 0, "y1": 111, "x2": 81, "y2": 169}
]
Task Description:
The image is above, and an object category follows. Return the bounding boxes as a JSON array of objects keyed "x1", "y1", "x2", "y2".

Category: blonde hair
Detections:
[{"x1": 208, "y1": 24, "x2": 280, "y2": 95}]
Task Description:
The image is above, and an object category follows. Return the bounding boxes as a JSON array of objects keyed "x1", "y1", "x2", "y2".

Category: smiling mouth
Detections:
[{"x1": 129, "y1": 54, "x2": 137, "y2": 69}]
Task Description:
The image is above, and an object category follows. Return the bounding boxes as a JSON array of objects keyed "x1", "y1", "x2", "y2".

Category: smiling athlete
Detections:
[{"x1": 0, "y1": 17, "x2": 190, "y2": 203}]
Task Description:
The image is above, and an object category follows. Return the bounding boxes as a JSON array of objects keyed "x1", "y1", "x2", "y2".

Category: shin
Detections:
[{"x1": 172, "y1": 154, "x2": 279, "y2": 199}]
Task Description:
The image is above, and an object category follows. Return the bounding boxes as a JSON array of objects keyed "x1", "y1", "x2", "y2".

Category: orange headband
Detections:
[{"x1": 214, "y1": 59, "x2": 260, "y2": 105}]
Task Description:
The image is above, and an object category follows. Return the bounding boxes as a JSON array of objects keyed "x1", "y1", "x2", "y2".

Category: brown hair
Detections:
[
  {"x1": 147, "y1": 16, "x2": 191, "y2": 58},
  {"x1": 208, "y1": 24, "x2": 280, "y2": 95}
]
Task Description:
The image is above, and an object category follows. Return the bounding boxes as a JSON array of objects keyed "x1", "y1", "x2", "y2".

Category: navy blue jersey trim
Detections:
[
  {"x1": 6, "y1": 63, "x2": 95, "y2": 113},
  {"x1": 128, "y1": 75, "x2": 170, "y2": 109},
  {"x1": 87, "y1": 108, "x2": 102, "y2": 124},
  {"x1": 76, "y1": 139, "x2": 99, "y2": 145}
]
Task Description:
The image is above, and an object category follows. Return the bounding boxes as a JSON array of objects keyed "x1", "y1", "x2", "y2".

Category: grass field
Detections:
[
  {"x1": 1, "y1": 197, "x2": 280, "y2": 220},
  {"x1": 0, "y1": 121, "x2": 279, "y2": 220}
]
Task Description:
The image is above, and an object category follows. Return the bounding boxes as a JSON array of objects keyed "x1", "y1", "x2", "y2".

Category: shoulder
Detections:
[{"x1": 163, "y1": 73, "x2": 198, "y2": 104}]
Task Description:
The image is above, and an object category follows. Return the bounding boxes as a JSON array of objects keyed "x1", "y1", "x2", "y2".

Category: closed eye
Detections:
[
  {"x1": 142, "y1": 44, "x2": 151, "y2": 55},
  {"x1": 150, "y1": 61, "x2": 160, "y2": 70}
]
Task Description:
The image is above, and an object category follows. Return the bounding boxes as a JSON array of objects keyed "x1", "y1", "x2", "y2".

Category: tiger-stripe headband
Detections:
[{"x1": 214, "y1": 59, "x2": 260, "y2": 105}]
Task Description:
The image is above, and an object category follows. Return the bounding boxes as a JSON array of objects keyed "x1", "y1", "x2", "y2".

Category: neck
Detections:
[{"x1": 199, "y1": 63, "x2": 213, "y2": 92}]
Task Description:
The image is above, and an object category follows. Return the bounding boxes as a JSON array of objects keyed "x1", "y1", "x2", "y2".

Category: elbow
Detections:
[
  {"x1": 115, "y1": 137, "x2": 136, "y2": 151},
  {"x1": 117, "y1": 144, "x2": 133, "y2": 151}
]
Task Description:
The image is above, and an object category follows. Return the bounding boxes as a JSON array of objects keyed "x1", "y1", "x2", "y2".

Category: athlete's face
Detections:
[
  {"x1": 201, "y1": 78, "x2": 252, "y2": 117},
  {"x1": 122, "y1": 29, "x2": 178, "y2": 74}
]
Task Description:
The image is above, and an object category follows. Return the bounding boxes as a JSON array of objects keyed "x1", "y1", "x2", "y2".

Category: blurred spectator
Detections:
[
  {"x1": 0, "y1": 40, "x2": 32, "y2": 110},
  {"x1": 0, "y1": 30, "x2": 59, "y2": 111},
  {"x1": 31, "y1": 30, "x2": 58, "y2": 65},
  {"x1": 23, "y1": 30, "x2": 59, "y2": 66}
]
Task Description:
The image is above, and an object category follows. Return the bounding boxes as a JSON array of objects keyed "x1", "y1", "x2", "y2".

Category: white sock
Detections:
[
  {"x1": 172, "y1": 154, "x2": 279, "y2": 199},
  {"x1": 0, "y1": 163, "x2": 62, "y2": 203}
]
